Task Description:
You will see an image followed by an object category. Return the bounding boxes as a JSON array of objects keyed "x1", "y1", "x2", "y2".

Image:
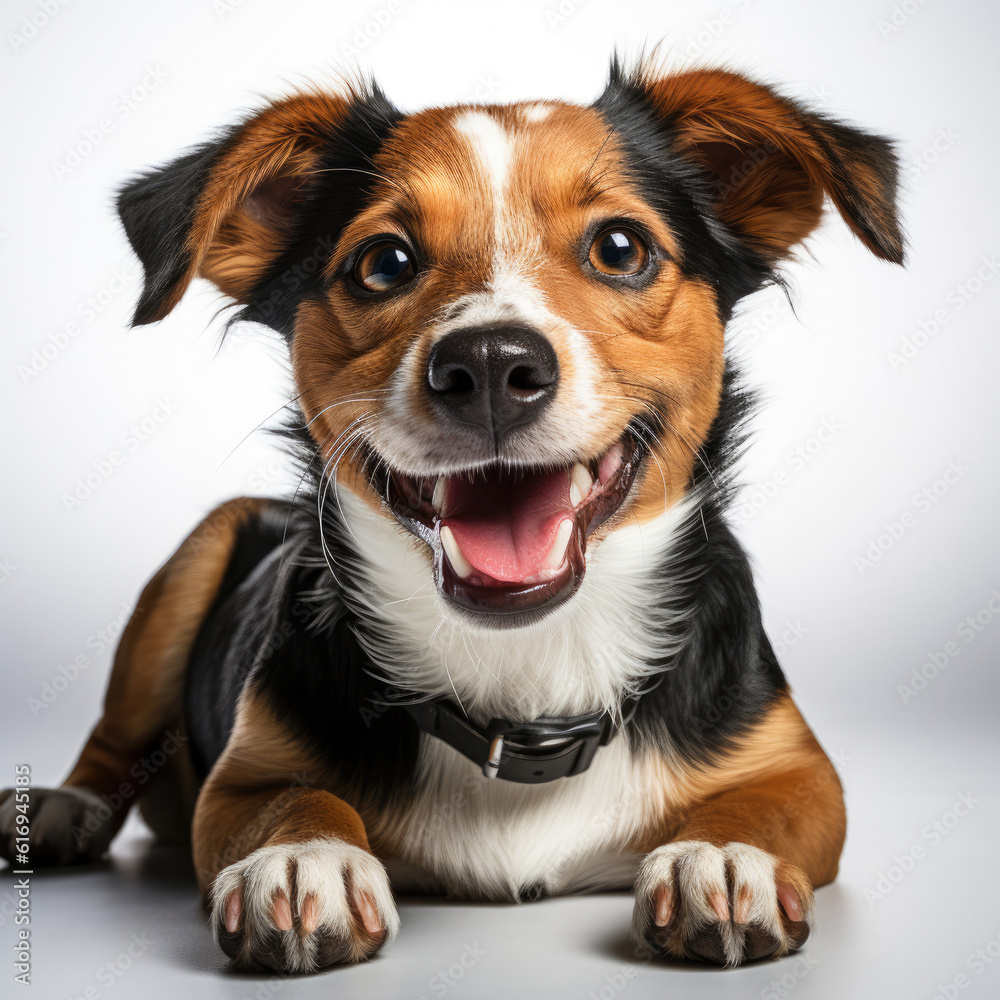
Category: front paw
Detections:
[
  {"x1": 210, "y1": 837, "x2": 398, "y2": 973},
  {"x1": 632, "y1": 841, "x2": 812, "y2": 967}
]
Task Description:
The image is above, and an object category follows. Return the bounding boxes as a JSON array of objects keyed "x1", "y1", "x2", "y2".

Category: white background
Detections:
[{"x1": 2, "y1": 1, "x2": 999, "y2": 998}]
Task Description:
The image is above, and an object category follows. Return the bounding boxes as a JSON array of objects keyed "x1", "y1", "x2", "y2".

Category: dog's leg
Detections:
[
  {"x1": 192, "y1": 689, "x2": 397, "y2": 973},
  {"x1": 631, "y1": 696, "x2": 846, "y2": 967},
  {"x1": 0, "y1": 498, "x2": 266, "y2": 866}
]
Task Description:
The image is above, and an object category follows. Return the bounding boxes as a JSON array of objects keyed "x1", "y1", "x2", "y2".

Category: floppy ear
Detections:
[
  {"x1": 614, "y1": 66, "x2": 904, "y2": 265},
  {"x1": 117, "y1": 88, "x2": 397, "y2": 326}
]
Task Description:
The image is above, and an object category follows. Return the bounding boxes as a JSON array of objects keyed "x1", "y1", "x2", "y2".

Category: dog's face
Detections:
[
  {"x1": 119, "y1": 63, "x2": 902, "y2": 627},
  {"x1": 294, "y1": 99, "x2": 721, "y2": 622}
]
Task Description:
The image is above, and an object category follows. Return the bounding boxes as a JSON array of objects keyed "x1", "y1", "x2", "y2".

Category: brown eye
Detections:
[
  {"x1": 355, "y1": 241, "x2": 415, "y2": 292},
  {"x1": 589, "y1": 228, "x2": 648, "y2": 276}
]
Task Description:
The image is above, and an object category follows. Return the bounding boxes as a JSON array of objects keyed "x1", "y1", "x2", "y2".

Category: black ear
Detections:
[
  {"x1": 601, "y1": 64, "x2": 905, "y2": 265},
  {"x1": 117, "y1": 142, "x2": 229, "y2": 325}
]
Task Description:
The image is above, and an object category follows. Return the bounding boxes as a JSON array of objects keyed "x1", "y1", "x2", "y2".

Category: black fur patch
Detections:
[
  {"x1": 244, "y1": 88, "x2": 403, "y2": 335},
  {"x1": 627, "y1": 364, "x2": 788, "y2": 763},
  {"x1": 184, "y1": 494, "x2": 420, "y2": 814},
  {"x1": 594, "y1": 60, "x2": 777, "y2": 322}
]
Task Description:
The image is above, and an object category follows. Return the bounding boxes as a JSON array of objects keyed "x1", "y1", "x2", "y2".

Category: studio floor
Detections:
[{"x1": 5, "y1": 727, "x2": 998, "y2": 1000}]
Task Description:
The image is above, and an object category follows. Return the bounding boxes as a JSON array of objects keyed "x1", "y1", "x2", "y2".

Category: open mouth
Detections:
[{"x1": 374, "y1": 431, "x2": 644, "y2": 621}]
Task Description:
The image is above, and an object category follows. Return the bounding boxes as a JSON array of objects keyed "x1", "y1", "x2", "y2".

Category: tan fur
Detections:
[
  {"x1": 190, "y1": 689, "x2": 373, "y2": 895},
  {"x1": 62, "y1": 497, "x2": 270, "y2": 839},
  {"x1": 635, "y1": 694, "x2": 845, "y2": 888}
]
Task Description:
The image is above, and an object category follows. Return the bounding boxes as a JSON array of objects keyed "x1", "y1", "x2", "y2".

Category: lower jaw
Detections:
[{"x1": 437, "y1": 525, "x2": 586, "y2": 624}]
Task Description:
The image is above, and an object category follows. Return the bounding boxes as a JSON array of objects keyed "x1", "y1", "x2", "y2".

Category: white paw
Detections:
[
  {"x1": 210, "y1": 837, "x2": 398, "y2": 972},
  {"x1": 631, "y1": 840, "x2": 812, "y2": 966}
]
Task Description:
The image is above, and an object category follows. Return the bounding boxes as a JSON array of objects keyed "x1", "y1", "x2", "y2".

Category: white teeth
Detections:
[
  {"x1": 440, "y1": 526, "x2": 473, "y2": 579},
  {"x1": 432, "y1": 477, "x2": 445, "y2": 514},
  {"x1": 569, "y1": 463, "x2": 592, "y2": 507},
  {"x1": 541, "y1": 518, "x2": 574, "y2": 571}
]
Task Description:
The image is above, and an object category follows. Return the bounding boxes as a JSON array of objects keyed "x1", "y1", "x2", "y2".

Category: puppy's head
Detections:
[{"x1": 119, "y1": 61, "x2": 902, "y2": 627}]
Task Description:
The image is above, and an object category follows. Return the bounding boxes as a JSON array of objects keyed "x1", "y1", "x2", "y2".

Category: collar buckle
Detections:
[{"x1": 483, "y1": 734, "x2": 505, "y2": 779}]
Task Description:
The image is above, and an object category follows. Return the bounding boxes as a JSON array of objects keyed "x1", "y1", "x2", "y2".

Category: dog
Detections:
[{"x1": 0, "y1": 57, "x2": 902, "y2": 972}]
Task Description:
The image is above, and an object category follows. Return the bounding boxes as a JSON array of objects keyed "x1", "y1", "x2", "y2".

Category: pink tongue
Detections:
[{"x1": 441, "y1": 466, "x2": 572, "y2": 583}]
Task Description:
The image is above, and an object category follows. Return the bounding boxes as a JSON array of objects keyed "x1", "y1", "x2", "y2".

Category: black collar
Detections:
[{"x1": 402, "y1": 696, "x2": 624, "y2": 784}]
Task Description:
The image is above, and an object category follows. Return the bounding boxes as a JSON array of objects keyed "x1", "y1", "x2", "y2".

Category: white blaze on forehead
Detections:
[
  {"x1": 451, "y1": 109, "x2": 536, "y2": 280},
  {"x1": 452, "y1": 110, "x2": 513, "y2": 212}
]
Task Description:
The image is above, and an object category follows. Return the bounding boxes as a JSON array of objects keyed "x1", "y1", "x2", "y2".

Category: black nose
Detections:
[{"x1": 426, "y1": 326, "x2": 559, "y2": 441}]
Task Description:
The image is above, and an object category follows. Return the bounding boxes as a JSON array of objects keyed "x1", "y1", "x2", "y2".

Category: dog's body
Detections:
[{"x1": 0, "y1": 60, "x2": 902, "y2": 972}]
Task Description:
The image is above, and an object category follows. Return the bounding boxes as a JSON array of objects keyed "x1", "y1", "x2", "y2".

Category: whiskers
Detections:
[
  {"x1": 314, "y1": 410, "x2": 379, "y2": 589},
  {"x1": 607, "y1": 372, "x2": 722, "y2": 493}
]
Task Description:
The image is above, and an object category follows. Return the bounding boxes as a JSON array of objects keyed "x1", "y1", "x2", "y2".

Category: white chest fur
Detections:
[
  {"x1": 380, "y1": 735, "x2": 675, "y2": 900},
  {"x1": 333, "y1": 488, "x2": 695, "y2": 723}
]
